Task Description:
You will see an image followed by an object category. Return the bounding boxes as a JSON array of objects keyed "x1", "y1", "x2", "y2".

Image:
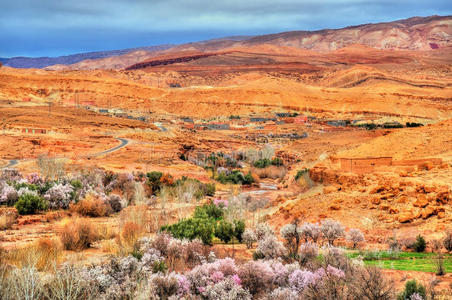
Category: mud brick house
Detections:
[
  {"x1": 275, "y1": 112, "x2": 292, "y2": 118},
  {"x1": 294, "y1": 115, "x2": 308, "y2": 123},
  {"x1": 250, "y1": 117, "x2": 276, "y2": 122},
  {"x1": 327, "y1": 120, "x2": 348, "y2": 127},
  {"x1": 183, "y1": 123, "x2": 195, "y2": 130},
  {"x1": 22, "y1": 128, "x2": 46, "y2": 134},
  {"x1": 181, "y1": 117, "x2": 194, "y2": 123},
  {"x1": 115, "y1": 113, "x2": 129, "y2": 118},
  {"x1": 207, "y1": 123, "x2": 230, "y2": 130}
]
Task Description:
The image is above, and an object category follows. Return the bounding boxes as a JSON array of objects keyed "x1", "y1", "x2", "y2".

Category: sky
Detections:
[{"x1": 1, "y1": 0, "x2": 451, "y2": 57}]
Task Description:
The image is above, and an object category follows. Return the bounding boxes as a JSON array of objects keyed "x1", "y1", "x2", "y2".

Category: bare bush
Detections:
[
  {"x1": 251, "y1": 166, "x2": 287, "y2": 179},
  {"x1": 45, "y1": 264, "x2": 92, "y2": 300},
  {"x1": 108, "y1": 194, "x2": 124, "y2": 213},
  {"x1": 3, "y1": 238, "x2": 62, "y2": 272},
  {"x1": 59, "y1": 218, "x2": 100, "y2": 251},
  {"x1": 321, "y1": 219, "x2": 344, "y2": 245},
  {"x1": 242, "y1": 229, "x2": 257, "y2": 249},
  {"x1": 206, "y1": 277, "x2": 251, "y2": 300},
  {"x1": 399, "y1": 236, "x2": 417, "y2": 251},
  {"x1": 299, "y1": 242, "x2": 318, "y2": 266},
  {"x1": 302, "y1": 266, "x2": 347, "y2": 300},
  {"x1": 133, "y1": 181, "x2": 147, "y2": 205},
  {"x1": 70, "y1": 193, "x2": 112, "y2": 217},
  {"x1": 44, "y1": 183, "x2": 74, "y2": 210},
  {"x1": 280, "y1": 222, "x2": 301, "y2": 256},
  {"x1": 269, "y1": 287, "x2": 299, "y2": 300},
  {"x1": 238, "y1": 260, "x2": 274, "y2": 295},
  {"x1": 37, "y1": 155, "x2": 66, "y2": 181},
  {"x1": 149, "y1": 272, "x2": 180, "y2": 299},
  {"x1": 255, "y1": 223, "x2": 274, "y2": 240},
  {"x1": 0, "y1": 168, "x2": 22, "y2": 182},
  {"x1": 298, "y1": 222, "x2": 322, "y2": 243},
  {"x1": 183, "y1": 238, "x2": 207, "y2": 266},
  {"x1": 323, "y1": 247, "x2": 355, "y2": 277},
  {"x1": 443, "y1": 231, "x2": 452, "y2": 252},
  {"x1": 6, "y1": 267, "x2": 44, "y2": 300},
  {"x1": 116, "y1": 221, "x2": 145, "y2": 255},
  {"x1": 350, "y1": 266, "x2": 394, "y2": 300},
  {"x1": 33, "y1": 238, "x2": 62, "y2": 271},
  {"x1": 120, "y1": 205, "x2": 150, "y2": 232},
  {"x1": 347, "y1": 228, "x2": 365, "y2": 249},
  {"x1": 256, "y1": 233, "x2": 286, "y2": 259},
  {"x1": 388, "y1": 231, "x2": 400, "y2": 251},
  {"x1": 0, "y1": 209, "x2": 17, "y2": 230},
  {"x1": 0, "y1": 182, "x2": 19, "y2": 206}
]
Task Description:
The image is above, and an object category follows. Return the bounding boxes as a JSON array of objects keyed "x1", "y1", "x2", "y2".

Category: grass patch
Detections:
[
  {"x1": 364, "y1": 258, "x2": 452, "y2": 273},
  {"x1": 347, "y1": 250, "x2": 452, "y2": 273},
  {"x1": 347, "y1": 250, "x2": 441, "y2": 260}
]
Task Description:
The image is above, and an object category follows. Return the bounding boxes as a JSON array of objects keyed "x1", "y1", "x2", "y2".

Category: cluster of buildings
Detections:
[
  {"x1": 97, "y1": 108, "x2": 148, "y2": 122},
  {"x1": 179, "y1": 112, "x2": 311, "y2": 132}
]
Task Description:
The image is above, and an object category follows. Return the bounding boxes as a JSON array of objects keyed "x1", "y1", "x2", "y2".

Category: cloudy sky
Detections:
[{"x1": 1, "y1": 0, "x2": 450, "y2": 57}]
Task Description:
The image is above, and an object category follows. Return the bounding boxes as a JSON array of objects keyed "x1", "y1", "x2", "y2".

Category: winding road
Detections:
[
  {"x1": 1, "y1": 138, "x2": 130, "y2": 169},
  {"x1": 88, "y1": 138, "x2": 129, "y2": 157}
]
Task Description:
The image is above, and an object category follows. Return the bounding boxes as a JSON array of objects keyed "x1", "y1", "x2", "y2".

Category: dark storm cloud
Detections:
[{"x1": 0, "y1": 0, "x2": 451, "y2": 57}]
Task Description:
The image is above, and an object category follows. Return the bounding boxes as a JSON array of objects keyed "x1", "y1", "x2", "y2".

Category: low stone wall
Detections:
[
  {"x1": 393, "y1": 158, "x2": 443, "y2": 167},
  {"x1": 339, "y1": 157, "x2": 392, "y2": 174},
  {"x1": 337, "y1": 157, "x2": 443, "y2": 174}
]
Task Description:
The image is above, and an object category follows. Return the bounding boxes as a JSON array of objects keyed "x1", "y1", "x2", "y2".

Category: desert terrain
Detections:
[{"x1": 1, "y1": 15, "x2": 451, "y2": 299}]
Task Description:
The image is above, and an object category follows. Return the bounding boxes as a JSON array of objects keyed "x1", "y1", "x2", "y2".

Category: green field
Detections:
[{"x1": 347, "y1": 250, "x2": 452, "y2": 273}]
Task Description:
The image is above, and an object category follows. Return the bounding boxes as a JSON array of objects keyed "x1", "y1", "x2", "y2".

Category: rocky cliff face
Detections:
[{"x1": 240, "y1": 16, "x2": 452, "y2": 51}]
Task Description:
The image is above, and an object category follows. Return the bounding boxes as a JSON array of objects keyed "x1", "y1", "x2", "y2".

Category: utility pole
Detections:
[
  {"x1": 2, "y1": 118, "x2": 6, "y2": 135},
  {"x1": 46, "y1": 101, "x2": 52, "y2": 117}
]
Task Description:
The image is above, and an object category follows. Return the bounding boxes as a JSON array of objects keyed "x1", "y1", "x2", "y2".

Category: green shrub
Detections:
[
  {"x1": 194, "y1": 203, "x2": 224, "y2": 220},
  {"x1": 295, "y1": 168, "x2": 309, "y2": 180},
  {"x1": 203, "y1": 183, "x2": 216, "y2": 197},
  {"x1": 15, "y1": 194, "x2": 47, "y2": 215},
  {"x1": 38, "y1": 180, "x2": 54, "y2": 195},
  {"x1": 175, "y1": 176, "x2": 215, "y2": 199},
  {"x1": 382, "y1": 122, "x2": 403, "y2": 129},
  {"x1": 70, "y1": 179, "x2": 83, "y2": 190},
  {"x1": 406, "y1": 122, "x2": 423, "y2": 128},
  {"x1": 215, "y1": 220, "x2": 234, "y2": 244},
  {"x1": 253, "y1": 158, "x2": 283, "y2": 168},
  {"x1": 356, "y1": 123, "x2": 377, "y2": 130},
  {"x1": 253, "y1": 251, "x2": 265, "y2": 260},
  {"x1": 161, "y1": 203, "x2": 247, "y2": 246},
  {"x1": 70, "y1": 179, "x2": 83, "y2": 201},
  {"x1": 243, "y1": 172, "x2": 254, "y2": 185},
  {"x1": 13, "y1": 182, "x2": 39, "y2": 191},
  {"x1": 233, "y1": 220, "x2": 245, "y2": 242},
  {"x1": 413, "y1": 235, "x2": 426, "y2": 252},
  {"x1": 146, "y1": 171, "x2": 163, "y2": 195},
  {"x1": 216, "y1": 170, "x2": 254, "y2": 185},
  {"x1": 254, "y1": 159, "x2": 271, "y2": 168},
  {"x1": 271, "y1": 157, "x2": 284, "y2": 166},
  {"x1": 397, "y1": 280, "x2": 426, "y2": 300},
  {"x1": 152, "y1": 261, "x2": 168, "y2": 273},
  {"x1": 161, "y1": 217, "x2": 215, "y2": 245}
]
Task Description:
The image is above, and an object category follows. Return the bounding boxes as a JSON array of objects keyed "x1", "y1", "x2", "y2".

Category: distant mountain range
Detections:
[
  {"x1": 0, "y1": 45, "x2": 173, "y2": 69},
  {"x1": 2, "y1": 15, "x2": 451, "y2": 70}
]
